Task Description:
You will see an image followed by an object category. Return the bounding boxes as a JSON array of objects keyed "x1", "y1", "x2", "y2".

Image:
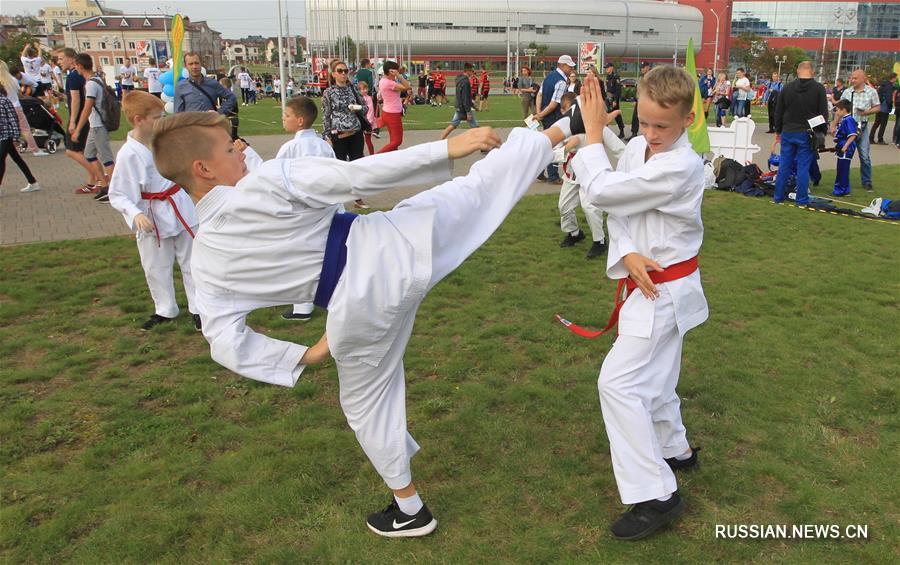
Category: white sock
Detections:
[
  {"x1": 657, "y1": 493, "x2": 673, "y2": 502},
  {"x1": 551, "y1": 116, "x2": 572, "y2": 139},
  {"x1": 292, "y1": 304, "x2": 313, "y2": 315},
  {"x1": 395, "y1": 492, "x2": 423, "y2": 515},
  {"x1": 570, "y1": 230, "x2": 581, "y2": 237},
  {"x1": 674, "y1": 449, "x2": 692, "y2": 461}
]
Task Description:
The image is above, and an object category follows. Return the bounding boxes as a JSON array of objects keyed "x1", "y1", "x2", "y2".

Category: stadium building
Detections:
[{"x1": 305, "y1": 0, "x2": 705, "y2": 72}]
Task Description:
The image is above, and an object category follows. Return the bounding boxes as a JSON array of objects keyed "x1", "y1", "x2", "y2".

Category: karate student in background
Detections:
[
  {"x1": 151, "y1": 111, "x2": 574, "y2": 538},
  {"x1": 568, "y1": 67, "x2": 707, "y2": 540},
  {"x1": 358, "y1": 81, "x2": 377, "y2": 155},
  {"x1": 831, "y1": 99, "x2": 858, "y2": 197},
  {"x1": 277, "y1": 96, "x2": 336, "y2": 322},
  {"x1": 556, "y1": 92, "x2": 625, "y2": 259},
  {"x1": 108, "y1": 91, "x2": 201, "y2": 331}
]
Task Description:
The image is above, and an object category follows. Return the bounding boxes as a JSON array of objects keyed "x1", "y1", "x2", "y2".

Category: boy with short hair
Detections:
[
  {"x1": 832, "y1": 99, "x2": 858, "y2": 197},
  {"x1": 108, "y1": 91, "x2": 201, "y2": 331},
  {"x1": 150, "y1": 110, "x2": 571, "y2": 537},
  {"x1": 566, "y1": 67, "x2": 708, "y2": 540},
  {"x1": 72, "y1": 53, "x2": 115, "y2": 201},
  {"x1": 277, "y1": 96, "x2": 336, "y2": 322}
]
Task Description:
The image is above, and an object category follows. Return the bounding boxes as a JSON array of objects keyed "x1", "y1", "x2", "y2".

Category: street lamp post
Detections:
[
  {"x1": 833, "y1": 8, "x2": 857, "y2": 84},
  {"x1": 709, "y1": 9, "x2": 720, "y2": 78},
  {"x1": 775, "y1": 55, "x2": 787, "y2": 77},
  {"x1": 673, "y1": 24, "x2": 682, "y2": 66}
]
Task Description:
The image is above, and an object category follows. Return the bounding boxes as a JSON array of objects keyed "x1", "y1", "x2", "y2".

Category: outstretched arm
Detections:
[{"x1": 284, "y1": 127, "x2": 504, "y2": 206}]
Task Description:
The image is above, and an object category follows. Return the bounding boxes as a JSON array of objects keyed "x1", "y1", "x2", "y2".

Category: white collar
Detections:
[{"x1": 294, "y1": 129, "x2": 317, "y2": 140}]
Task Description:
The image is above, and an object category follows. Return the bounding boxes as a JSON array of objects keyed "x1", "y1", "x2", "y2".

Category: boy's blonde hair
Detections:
[
  {"x1": 151, "y1": 112, "x2": 231, "y2": 190},
  {"x1": 637, "y1": 65, "x2": 695, "y2": 117},
  {"x1": 122, "y1": 90, "x2": 164, "y2": 124}
]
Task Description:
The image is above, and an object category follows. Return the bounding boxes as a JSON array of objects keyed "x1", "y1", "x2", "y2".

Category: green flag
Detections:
[{"x1": 684, "y1": 38, "x2": 710, "y2": 154}]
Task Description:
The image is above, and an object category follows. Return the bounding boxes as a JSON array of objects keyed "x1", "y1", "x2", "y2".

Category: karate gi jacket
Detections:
[
  {"x1": 108, "y1": 134, "x2": 198, "y2": 237},
  {"x1": 572, "y1": 132, "x2": 708, "y2": 338},
  {"x1": 190, "y1": 141, "x2": 452, "y2": 387}
]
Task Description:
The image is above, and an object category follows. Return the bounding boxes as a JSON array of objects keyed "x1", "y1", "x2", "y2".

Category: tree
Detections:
[
  {"x1": 730, "y1": 33, "x2": 769, "y2": 75},
  {"x1": 332, "y1": 36, "x2": 357, "y2": 63},
  {"x1": 864, "y1": 57, "x2": 894, "y2": 83},
  {"x1": 0, "y1": 31, "x2": 37, "y2": 68},
  {"x1": 758, "y1": 46, "x2": 808, "y2": 79}
]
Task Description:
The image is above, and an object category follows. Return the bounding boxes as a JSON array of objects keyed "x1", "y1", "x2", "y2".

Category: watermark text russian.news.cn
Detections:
[{"x1": 715, "y1": 524, "x2": 869, "y2": 540}]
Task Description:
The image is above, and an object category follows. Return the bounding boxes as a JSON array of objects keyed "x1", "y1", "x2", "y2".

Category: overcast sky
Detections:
[{"x1": 3, "y1": 0, "x2": 308, "y2": 38}]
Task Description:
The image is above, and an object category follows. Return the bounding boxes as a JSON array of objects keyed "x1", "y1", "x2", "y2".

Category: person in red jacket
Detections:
[{"x1": 479, "y1": 68, "x2": 491, "y2": 112}]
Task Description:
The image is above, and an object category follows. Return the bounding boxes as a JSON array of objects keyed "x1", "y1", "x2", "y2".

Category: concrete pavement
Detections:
[{"x1": 2, "y1": 125, "x2": 897, "y2": 246}]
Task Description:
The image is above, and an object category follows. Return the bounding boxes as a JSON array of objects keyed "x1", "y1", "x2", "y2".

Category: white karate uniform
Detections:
[
  {"x1": 559, "y1": 128, "x2": 625, "y2": 243},
  {"x1": 276, "y1": 129, "x2": 338, "y2": 316},
  {"x1": 191, "y1": 128, "x2": 554, "y2": 489},
  {"x1": 571, "y1": 132, "x2": 708, "y2": 505},
  {"x1": 108, "y1": 134, "x2": 199, "y2": 319}
]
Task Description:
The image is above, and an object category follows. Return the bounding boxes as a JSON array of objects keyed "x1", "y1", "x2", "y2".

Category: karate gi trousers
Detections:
[
  {"x1": 598, "y1": 285, "x2": 691, "y2": 504},
  {"x1": 325, "y1": 128, "x2": 554, "y2": 489},
  {"x1": 136, "y1": 230, "x2": 198, "y2": 318},
  {"x1": 559, "y1": 172, "x2": 605, "y2": 243}
]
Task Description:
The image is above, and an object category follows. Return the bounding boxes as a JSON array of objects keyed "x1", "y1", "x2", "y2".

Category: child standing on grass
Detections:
[
  {"x1": 107, "y1": 91, "x2": 201, "y2": 332},
  {"x1": 358, "y1": 81, "x2": 376, "y2": 155},
  {"x1": 832, "y1": 99, "x2": 858, "y2": 197},
  {"x1": 566, "y1": 67, "x2": 708, "y2": 540},
  {"x1": 0, "y1": 84, "x2": 41, "y2": 193},
  {"x1": 150, "y1": 110, "x2": 572, "y2": 538},
  {"x1": 276, "y1": 96, "x2": 336, "y2": 322}
]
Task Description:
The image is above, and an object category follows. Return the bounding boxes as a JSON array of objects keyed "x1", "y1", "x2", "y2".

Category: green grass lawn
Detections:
[{"x1": 1, "y1": 165, "x2": 898, "y2": 562}]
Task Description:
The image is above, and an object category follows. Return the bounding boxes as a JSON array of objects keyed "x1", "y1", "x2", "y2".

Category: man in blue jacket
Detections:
[
  {"x1": 174, "y1": 52, "x2": 237, "y2": 118},
  {"x1": 533, "y1": 54, "x2": 575, "y2": 183}
]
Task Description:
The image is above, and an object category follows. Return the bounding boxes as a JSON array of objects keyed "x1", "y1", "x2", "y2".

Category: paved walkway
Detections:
[{"x1": 2, "y1": 126, "x2": 897, "y2": 246}]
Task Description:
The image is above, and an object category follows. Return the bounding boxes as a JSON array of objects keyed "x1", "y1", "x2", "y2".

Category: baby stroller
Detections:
[{"x1": 17, "y1": 96, "x2": 66, "y2": 154}]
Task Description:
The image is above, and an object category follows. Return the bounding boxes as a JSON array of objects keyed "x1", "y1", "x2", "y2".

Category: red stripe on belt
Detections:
[
  {"x1": 140, "y1": 184, "x2": 195, "y2": 246},
  {"x1": 555, "y1": 256, "x2": 699, "y2": 339}
]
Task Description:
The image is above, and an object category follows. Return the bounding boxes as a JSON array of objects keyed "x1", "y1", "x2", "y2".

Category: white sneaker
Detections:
[
  {"x1": 32, "y1": 150, "x2": 50, "y2": 157},
  {"x1": 860, "y1": 197, "x2": 883, "y2": 217},
  {"x1": 20, "y1": 182, "x2": 42, "y2": 193}
]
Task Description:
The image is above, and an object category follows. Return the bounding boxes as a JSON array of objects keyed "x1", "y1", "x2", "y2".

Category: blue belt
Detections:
[{"x1": 313, "y1": 211, "x2": 359, "y2": 309}]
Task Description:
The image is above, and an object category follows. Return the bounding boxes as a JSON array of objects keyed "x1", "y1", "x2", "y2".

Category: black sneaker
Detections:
[
  {"x1": 93, "y1": 187, "x2": 109, "y2": 201},
  {"x1": 141, "y1": 314, "x2": 175, "y2": 331},
  {"x1": 281, "y1": 309, "x2": 312, "y2": 321},
  {"x1": 586, "y1": 241, "x2": 607, "y2": 259},
  {"x1": 192, "y1": 314, "x2": 202, "y2": 332},
  {"x1": 665, "y1": 446, "x2": 701, "y2": 472},
  {"x1": 864, "y1": 184, "x2": 874, "y2": 192},
  {"x1": 610, "y1": 493, "x2": 684, "y2": 541},
  {"x1": 537, "y1": 172, "x2": 548, "y2": 181},
  {"x1": 366, "y1": 499, "x2": 438, "y2": 538},
  {"x1": 560, "y1": 230, "x2": 586, "y2": 248}
]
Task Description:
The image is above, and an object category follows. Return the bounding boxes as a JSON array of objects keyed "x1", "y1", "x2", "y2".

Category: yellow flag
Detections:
[
  {"x1": 685, "y1": 38, "x2": 710, "y2": 154},
  {"x1": 171, "y1": 15, "x2": 185, "y2": 82}
]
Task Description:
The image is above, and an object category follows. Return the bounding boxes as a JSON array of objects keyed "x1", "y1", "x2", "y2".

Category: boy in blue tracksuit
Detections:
[{"x1": 832, "y1": 99, "x2": 858, "y2": 197}]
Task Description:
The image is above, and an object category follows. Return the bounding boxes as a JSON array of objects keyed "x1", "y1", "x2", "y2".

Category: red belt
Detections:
[
  {"x1": 140, "y1": 184, "x2": 195, "y2": 246},
  {"x1": 556, "y1": 256, "x2": 699, "y2": 339}
]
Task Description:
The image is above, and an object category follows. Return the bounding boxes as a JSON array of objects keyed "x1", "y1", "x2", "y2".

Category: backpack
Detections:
[
  {"x1": 90, "y1": 77, "x2": 121, "y2": 131},
  {"x1": 715, "y1": 158, "x2": 746, "y2": 190},
  {"x1": 881, "y1": 199, "x2": 900, "y2": 219}
]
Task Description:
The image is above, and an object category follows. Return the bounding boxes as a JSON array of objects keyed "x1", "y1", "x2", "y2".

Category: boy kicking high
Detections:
[
  {"x1": 150, "y1": 112, "x2": 572, "y2": 537},
  {"x1": 564, "y1": 67, "x2": 708, "y2": 540}
]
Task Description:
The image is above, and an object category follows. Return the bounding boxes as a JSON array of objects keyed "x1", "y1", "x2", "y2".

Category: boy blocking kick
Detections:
[
  {"x1": 150, "y1": 111, "x2": 572, "y2": 537},
  {"x1": 562, "y1": 67, "x2": 708, "y2": 540}
]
